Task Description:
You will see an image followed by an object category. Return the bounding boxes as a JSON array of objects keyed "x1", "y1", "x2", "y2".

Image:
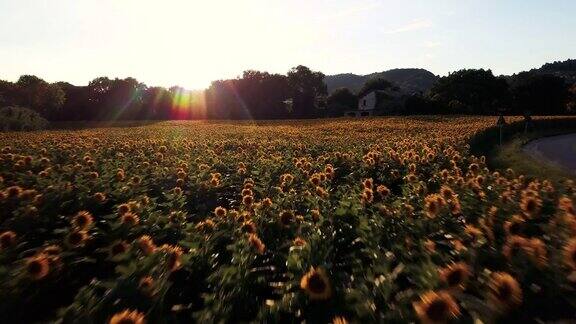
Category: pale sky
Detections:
[{"x1": 1, "y1": 0, "x2": 575, "y2": 89}]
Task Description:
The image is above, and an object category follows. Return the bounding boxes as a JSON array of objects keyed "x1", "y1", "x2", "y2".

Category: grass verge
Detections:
[{"x1": 469, "y1": 117, "x2": 576, "y2": 184}]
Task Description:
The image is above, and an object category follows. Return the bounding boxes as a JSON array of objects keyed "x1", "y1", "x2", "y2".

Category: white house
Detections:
[{"x1": 345, "y1": 88, "x2": 405, "y2": 117}]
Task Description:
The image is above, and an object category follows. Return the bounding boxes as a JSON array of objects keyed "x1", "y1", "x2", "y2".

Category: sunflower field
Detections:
[{"x1": 1, "y1": 116, "x2": 576, "y2": 323}]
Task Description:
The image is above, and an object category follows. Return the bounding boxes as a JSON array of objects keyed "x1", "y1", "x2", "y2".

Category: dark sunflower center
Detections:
[
  {"x1": 426, "y1": 299, "x2": 449, "y2": 322},
  {"x1": 526, "y1": 200, "x2": 536, "y2": 212},
  {"x1": 308, "y1": 273, "x2": 327, "y2": 294},
  {"x1": 76, "y1": 216, "x2": 87, "y2": 226},
  {"x1": 117, "y1": 319, "x2": 136, "y2": 324},
  {"x1": 497, "y1": 283, "x2": 512, "y2": 300},
  {"x1": 112, "y1": 244, "x2": 127, "y2": 255},
  {"x1": 571, "y1": 250, "x2": 576, "y2": 264},
  {"x1": 509, "y1": 222, "x2": 520, "y2": 234},
  {"x1": 447, "y1": 269, "x2": 463, "y2": 286},
  {"x1": 27, "y1": 261, "x2": 42, "y2": 274}
]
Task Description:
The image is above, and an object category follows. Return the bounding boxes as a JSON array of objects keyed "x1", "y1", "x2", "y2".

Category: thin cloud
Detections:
[{"x1": 383, "y1": 19, "x2": 433, "y2": 34}]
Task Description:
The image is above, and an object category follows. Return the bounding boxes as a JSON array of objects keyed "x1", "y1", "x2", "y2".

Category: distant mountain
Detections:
[{"x1": 325, "y1": 68, "x2": 439, "y2": 94}]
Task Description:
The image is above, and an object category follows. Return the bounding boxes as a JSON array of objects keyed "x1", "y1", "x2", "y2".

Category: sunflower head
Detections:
[
  {"x1": 439, "y1": 262, "x2": 471, "y2": 290},
  {"x1": 118, "y1": 203, "x2": 131, "y2": 215},
  {"x1": 279, "y1": 210, "x2": 295, "y2": 226},
  {"x1": 109, "y1": 309, "x2": 146, "y2": 324},
  {"x1": 563, "y1": 238, "x2": 576, "y2": 270},
  {"x1": 488, "y1": 272, "x2": 523, "y2": 310},
  {"x1": 139, "y1": 276, "x2": 156, "y2": 297},
  {"x1": 413, "y1": 290, "x2": 460, "y2": 324},
  {"x1": 213, "y1": 206, "x2": 227, "y2": 218},
  {"x1": 248, "y1": 234, "x2": 266, "y2": 254},
  {"x1": 110, "y1": 241, "x2": 130, "y2": 259},
  {"x1": 26, "y1": 254, "x2": 50, "y2": 280},
  {"x1": 66, "y1": 230, "x2": 88, "y2": 248},
  {"x1": 300, "y1": 267, "x2": 332, "y2": 301},
  {"x1": 72, "y1": 211, "x2": 94, "y2": 230},
  {"x1": 0, "y1": 231, "x2": 17, "y2": 251},
  {"x1": 137, "y1": 235, "x2": 156, "y2": 255},
  {"x1": 520, "y1": 195, "x2": 542, "y2": 217},
  {"x1": 502, "y1": 235, "x2": 528, "y2": 260},
  {"x1": 121, "y1": 212, "x2": 140, "y2": 226}
]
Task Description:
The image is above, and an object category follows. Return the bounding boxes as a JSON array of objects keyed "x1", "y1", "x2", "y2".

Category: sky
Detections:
[{"x1": 1, "y1": 0, "x2": 575, "y2": 89}]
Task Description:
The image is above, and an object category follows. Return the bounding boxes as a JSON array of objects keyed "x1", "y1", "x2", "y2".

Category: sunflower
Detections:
[
  {"x1": 214, "y1": 206, "x2": 227, "y2": 217},
  {"x1": 424, "y1": 194, "x2": 445, "y2": 218},
  {"x1": 311, "y1": 209, "x2": 321, "y2": 222},
  {"x1": 559, "y1": 197, "x2": 575, "y2": 214},
  {"x1": 261, "y1": 198, "x2": 272, "y2": 208},
  {"x1": 26, "y1": 254, "x2": 50, "y2": 280},
  {"x1": 527, "y1": 238, "x2": 548, "y2": 268},
  {"x1": 520, "y1": 195, "x2": 542, "y2": 217},
  {"x1": 118, "y1": 203, "x2": 131, "y2": 215},
  {"x1": 121, "y1": 212, "x2": 140, "y2": 226},
  {"x1": 248, "y1": 234, "x2": 266, "y2": 254},
  {"x1": 72, "y1": 211, "x2": 93, "y2": 230},
  {"x1": 422, "y1": 239, "x2": 436, "y2": 253},
  {"x1": 502, "y1": 235, "x2": 528, "y2": 260},
  {"x1": 0, "y1": 231, "x2": 17, "y2": 251},
  {"x1": 242, "y1": 195, "x2": 254, "y2": 206},
  {"x1": 376, "y1": 185, "x2": 390, "y2": 198},
  {"x1": 110, "y1": 241, "x2": 130, "y2": 259},
  {"x1": 439, "y1": 262, "x2": 471, "y2": 290},
  {"x1": 363, "y1": 178, "x2": 373, "y2": 189},
  {"x1": 293, "y1": 237, "x2": 307, "y2": 247},
  {"x1": 241, "y1": 220, "x2": 257, "y2": 233},
  {"x1": 413, "y1": 290, "x2": 460, "y2": 324},
  {"x1": 464, "y1": 225, "x2": 483, "y2": 243},
  {"x1": 66, "y1": 230, "x2": 88, "y2": 248},
  {"x1": 315, "y1": 186, "x2": 329, "y2": 198},
  {"x1": 137, "y1": 235, "x2": 156, "y2": 255},
  {"x1": 280, "y1": 210, "x2": 295, "y2": 226},
  {"x1": 440, "y1": 186, "x2": 455, "y2": 200},
  {"x1": 332, "y1": 316, "x2": 348, "y2": 324},
  {"x1": 563, "y1": 238, "x2": 576, "y2": 270},
  {"x1": 93, "y1": 192, "x2": 106, "y2": 204},
  {"x1": 139, "y1": 276, "x2": 156, "y2": 297},
  {"x1": 5, "y1": 186, "x2": 23, "y2": 199},
  {"x1": 504, "y1": 215, "x2": 525, "y2": 236},
  {"x1": 109, "y1": 309, "x2": 146, "y2": 324},
  {"x1": 488, "y1": 272, "x2": 522, "y2": 310},
  {"x1": 160, "y1": 244, "x2": 183, "y2": 271},
  {"x1": 300, "y1": 267, "x2": 332, "y2": 301},
  {"x1": 361, "y1": 188, "x2": 374, "y2": 204}
]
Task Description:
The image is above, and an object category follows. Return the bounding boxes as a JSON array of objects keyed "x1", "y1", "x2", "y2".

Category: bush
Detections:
[{"x1": 0, "y1": 106, "x2": 49, "y2": 131}]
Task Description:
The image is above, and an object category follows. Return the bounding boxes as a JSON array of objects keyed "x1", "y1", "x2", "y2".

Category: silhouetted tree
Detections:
[
  {"x1": 287, "y1": 65, "x2": 327, "y2": 118},
  {"x1": 509, "y1": 72, "x2": 569, "y2": 115},
  {"x1": 429, "y1": 69, "x2": 510, "y2": 114},
  {"x1": 358, "y1": 78, "x2": 398, "y2": 97},
  {"x1": 327, "y1": 88, "x2": 357, "y2": 116}
]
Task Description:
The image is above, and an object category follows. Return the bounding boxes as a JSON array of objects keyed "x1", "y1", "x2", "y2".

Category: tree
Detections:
[
  {"x1": 358, "y1": 78, "x2": 397, "y2": 97},
  {"x1": 287, "y1": 65, "x2": 327, "y2": 118},
  {"x1": 14, "y1": 75, "x2": 65, "y2": 119},
  {"x1": 428, "y1": 69, "x2": 510, "y2": 114},
  {"x1": 327, "y1": 88, "x2": 357, "y2": 116},
  {"x1": 509, "y1": 72, "x2": 569, "y2": 115}
]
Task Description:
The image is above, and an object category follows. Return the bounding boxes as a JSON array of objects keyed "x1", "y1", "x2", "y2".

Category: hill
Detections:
[
  {"x1": 533, "y1": 59, "x2": 576, "y2": 84},
  {"x1": 325, "y1": 68, "x2": 439, "y2": 94}
]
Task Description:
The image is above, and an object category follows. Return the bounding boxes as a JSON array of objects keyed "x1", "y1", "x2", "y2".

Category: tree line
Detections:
[{"x1": 1, "y1": 64, "x2": 575, "y2": 122}]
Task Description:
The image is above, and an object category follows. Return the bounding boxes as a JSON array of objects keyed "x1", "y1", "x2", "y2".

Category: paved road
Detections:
[{"x1": 523, "y1": 133, "x2": 576, "y2": 174}]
